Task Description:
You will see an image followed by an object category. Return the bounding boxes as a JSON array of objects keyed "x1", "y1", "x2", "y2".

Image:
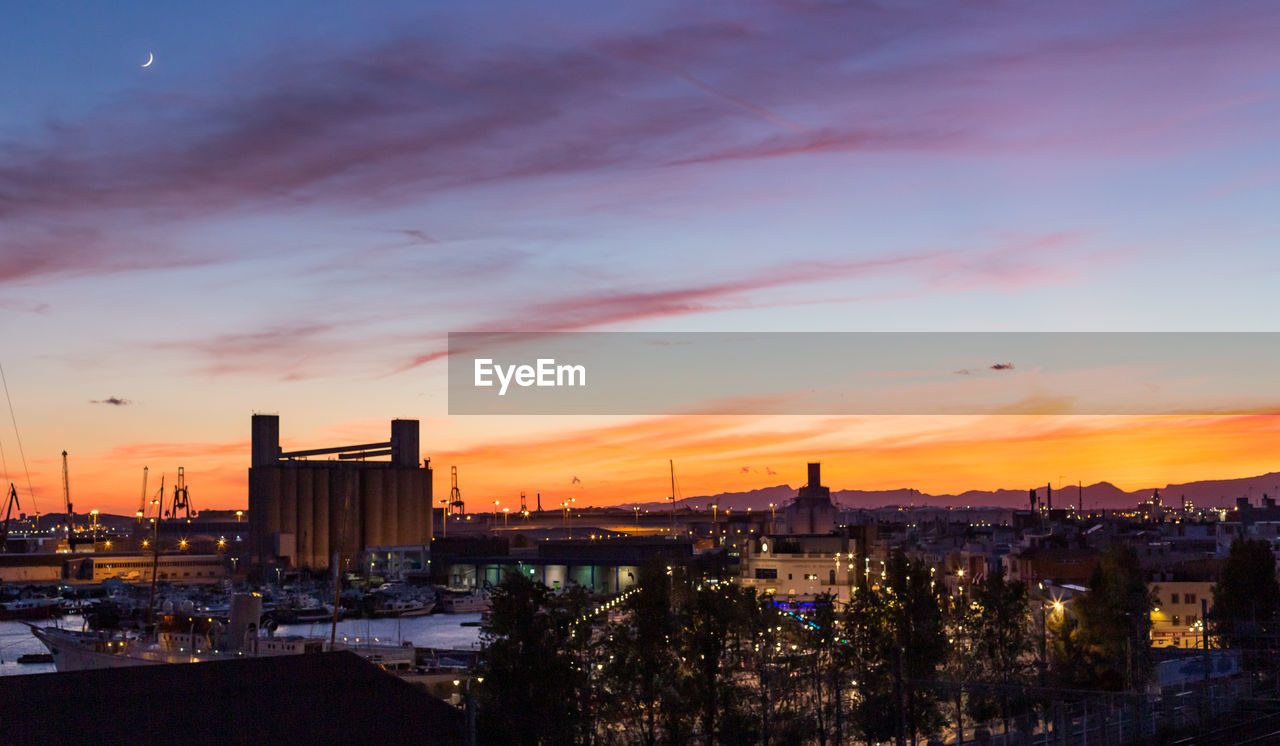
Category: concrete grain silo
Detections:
[{"x1": 248, "y1": 414, "x2": 432, "y2": 573}]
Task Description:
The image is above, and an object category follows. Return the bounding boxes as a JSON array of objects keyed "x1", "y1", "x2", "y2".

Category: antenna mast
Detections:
[{"x1": 669, "y1": 460, "x2": 676, "y2": 534}]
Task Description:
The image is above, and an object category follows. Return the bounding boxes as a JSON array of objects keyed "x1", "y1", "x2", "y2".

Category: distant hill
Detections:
[{"x1": 622, "y1": 472, "x2": 1280, "y2": 512}]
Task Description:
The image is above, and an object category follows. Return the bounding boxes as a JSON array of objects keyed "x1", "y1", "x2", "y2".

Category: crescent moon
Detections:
[{"x1": 141, "y1": 52, "x2": 154, "y2": 68}]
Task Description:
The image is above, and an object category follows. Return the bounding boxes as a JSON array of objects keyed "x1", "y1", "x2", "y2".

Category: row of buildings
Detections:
[
  {"x1": 734, "y1": 464, "x2": 1280, "y2": 650},
  {"x1": 242, "y1": 414, "x2": 1280, "y2": 654}
]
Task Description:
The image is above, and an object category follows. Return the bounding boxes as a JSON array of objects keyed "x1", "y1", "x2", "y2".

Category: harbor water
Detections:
[{"x1": 0, "y1": 613, "x2": 484, "y2": 677}]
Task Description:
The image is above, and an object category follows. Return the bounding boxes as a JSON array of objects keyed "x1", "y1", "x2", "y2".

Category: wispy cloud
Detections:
[
  {"x1": 395, "y1": 232, "x2": 1090, "y2": 372},
  {"x1": 5, "y1": 2, "x2": 1269, "y2": 287}
]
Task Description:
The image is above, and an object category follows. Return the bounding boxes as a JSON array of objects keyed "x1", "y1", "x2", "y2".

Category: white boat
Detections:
[
  {"x1": 438, "y1": 589, "x2": 490, "y2": 614},
  {"x1": 370, "y1": 596, "x2": 435, "y2": 618}
]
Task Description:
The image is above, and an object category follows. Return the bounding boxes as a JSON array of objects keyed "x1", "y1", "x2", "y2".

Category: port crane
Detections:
[
  {"x1": 62, "y1": 450, "x2": 91, "y2": 548},
  {"x1": 167, "y1": 466, "x2": 194, "y2": 519},
  {"x1": 449, "y1": 466, "x2": 464, "y2": 517},
  {"x1": 1, "y1": 482, "x2": 19, "y2": 551}
]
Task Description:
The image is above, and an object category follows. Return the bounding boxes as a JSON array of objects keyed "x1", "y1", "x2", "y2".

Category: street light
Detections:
[
  {"x1": 502, "y1": 508, "x2": 509, "y2": 528},
  {"x1": 235, "y1": 510, "x2": 243, "y2": 522}
]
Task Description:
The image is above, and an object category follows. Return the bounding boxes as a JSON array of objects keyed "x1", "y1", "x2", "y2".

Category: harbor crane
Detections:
[
  {"x1": 1, "y1": 483, "x2": 19, "y2": 551},
  {"x1": 449, "y1": 466, "x2": 464, "y2": 517},
  {"x1": 167, "y1": 466, "x2": 194, "y2": 520},
  {"x1": 62, "y1": 450, "x2": 91, "y2": 548}
]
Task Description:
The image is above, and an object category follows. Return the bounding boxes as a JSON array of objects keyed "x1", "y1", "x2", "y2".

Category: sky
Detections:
[{"x1": 2, "y1": 1, "x2": 1279, "y2": 516}]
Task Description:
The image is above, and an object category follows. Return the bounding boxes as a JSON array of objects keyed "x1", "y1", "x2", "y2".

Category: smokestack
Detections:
[
  {"x1": 808, "y1": 462, "x2": 821, "y2": 487},
  {"x1": 1047, "y1": 483, "x2": 1052, "y2": 511}
]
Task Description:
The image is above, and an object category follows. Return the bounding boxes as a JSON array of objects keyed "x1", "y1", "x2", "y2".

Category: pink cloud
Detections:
[
  {"x1": 395, "y1": 231, "x2": 1091, "y2": 371},
  {"x1": 6, "y1": 2, "x2": 1266, "y2": 288}
]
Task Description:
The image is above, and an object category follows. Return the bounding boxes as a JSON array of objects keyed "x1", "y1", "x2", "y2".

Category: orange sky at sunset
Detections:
[
  {"x1": 17, "y1": 414, "x2": 1280, "y2": 517},
  {"x1": 5, "y1": 2, "x2": 1280, "y2": 527}
]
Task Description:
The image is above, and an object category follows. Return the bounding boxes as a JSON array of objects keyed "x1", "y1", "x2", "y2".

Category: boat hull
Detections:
[{"x1": 0, "y1": 601, "x2": 63, "y2": 621}]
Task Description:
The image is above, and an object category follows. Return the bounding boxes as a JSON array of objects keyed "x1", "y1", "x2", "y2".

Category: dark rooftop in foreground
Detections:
[{"x1": 0, "y1": 651, "x2": 465, "y2": 746}]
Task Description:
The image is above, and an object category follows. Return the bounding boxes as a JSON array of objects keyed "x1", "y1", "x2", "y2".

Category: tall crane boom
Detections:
[{"x1": 1, "y1": 483, "x2": 20, "y2": 551}]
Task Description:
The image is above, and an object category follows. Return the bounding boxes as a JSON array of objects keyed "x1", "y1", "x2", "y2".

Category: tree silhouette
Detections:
[
  {"x1": 1051, "y1": 543, "x2": 1153, "y2": 692},
  {"x1": 1212, "y1": 537, "x2": 1280, "y2": 668},
  {"x1": 475, "y1": 571, "x2": 592, "y2": 745}
]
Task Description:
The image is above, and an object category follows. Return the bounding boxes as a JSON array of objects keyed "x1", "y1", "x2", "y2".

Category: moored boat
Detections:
[
  {"x1": 0, "y1": 596, "x2": 63, "y2": 621},
  {"x1": 437, "y1": 588, "x2": 490, "y2": 614},
  {"x1": 368, "y1": 596, "x2": 435, "y2": 618},
  {"x1": 29, "y1": 592, "x2": 413, "y2": 672}
]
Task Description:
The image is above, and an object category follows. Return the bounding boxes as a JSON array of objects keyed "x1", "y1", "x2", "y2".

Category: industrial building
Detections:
[{"x1": 248, "y1": 415, "x2": 432, "y2": 572}]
